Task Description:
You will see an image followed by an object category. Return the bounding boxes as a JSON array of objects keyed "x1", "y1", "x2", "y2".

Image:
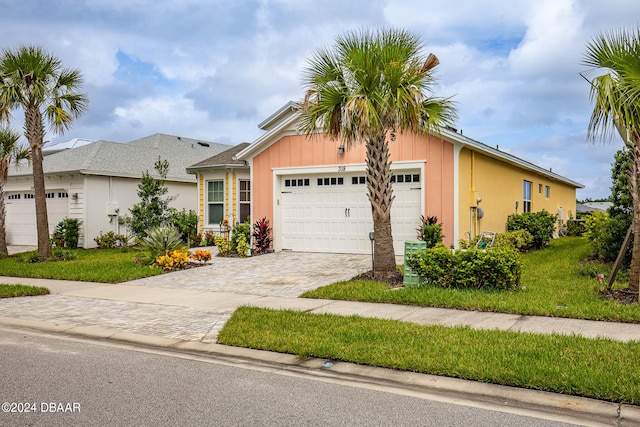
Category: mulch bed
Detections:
[
  {"x1": 600, "y1": 288, "x2": 639, "y2": 305},
  {"x1": 351, "y1": 270, "x2": 405, "y2": 287}
]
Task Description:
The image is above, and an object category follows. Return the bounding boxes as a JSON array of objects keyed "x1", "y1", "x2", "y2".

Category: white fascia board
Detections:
[
  {"x1": 257, "y1": 101, "x2": 299, "y2": 130},
  {"x1": 441, "y1": 129, "x2": 584, "y2": 188},
  {"x1": 235, "y1": 113, "x2": 301, "y2": 161}
]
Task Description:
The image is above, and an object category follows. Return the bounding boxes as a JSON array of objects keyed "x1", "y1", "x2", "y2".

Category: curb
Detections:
[{"x1": 1, "y1": 316, "x2": 639, "y2": 426}]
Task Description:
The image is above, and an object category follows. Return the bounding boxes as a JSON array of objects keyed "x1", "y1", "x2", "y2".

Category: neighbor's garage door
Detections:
[
  {"x1": 5, "y1": 191, "x2": 69, "y2": 245},
  {"x1": 280, "y1": 171, "x2": 421, "y2": 255}
]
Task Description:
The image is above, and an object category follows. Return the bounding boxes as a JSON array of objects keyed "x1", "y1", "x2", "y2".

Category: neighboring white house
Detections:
[{"x1": 5, "y1": 134, "x2": 231, "y2": 248}]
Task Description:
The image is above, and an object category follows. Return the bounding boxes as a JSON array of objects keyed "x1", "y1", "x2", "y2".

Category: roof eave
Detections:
[{"x1": 440, "y1": 129, "x2": 584, "y2": 189}]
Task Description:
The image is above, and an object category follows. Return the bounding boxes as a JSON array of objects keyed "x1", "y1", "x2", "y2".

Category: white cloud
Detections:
[{"x1": 3, "y1": 0, "x2": 640, "y2": 198}]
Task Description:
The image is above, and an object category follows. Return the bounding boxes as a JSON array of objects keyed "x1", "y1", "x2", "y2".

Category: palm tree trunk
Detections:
[
  {"x1": 25, "y1": 107, "x2": 52, "y2": 260},
  {"x1": 0, "y1": 180, "x2": 7, "y2": 255},
  {"x1": 629, "y1": 143, "x2": 640, "y2": 296},
  {"x1": 366, "y1": 133, "x2": 396, "y2": 272}
]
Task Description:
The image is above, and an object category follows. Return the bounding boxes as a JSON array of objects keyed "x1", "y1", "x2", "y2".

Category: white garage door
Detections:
[
  {"x1": 5, "y1": 191, "x2": 70, "y2": 245},
  {"x1": 280, "y1": 171, "x2": 422, "y2": 255}
]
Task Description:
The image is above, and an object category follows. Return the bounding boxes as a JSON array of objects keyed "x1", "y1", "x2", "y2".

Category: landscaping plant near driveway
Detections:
[{"x1": 303, "y1": 237, "x2": 640, "y2": 323}]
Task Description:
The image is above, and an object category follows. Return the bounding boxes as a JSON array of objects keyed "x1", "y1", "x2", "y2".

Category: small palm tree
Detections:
[
  {"x1": 300, "y1": 28, "x2": 457, "y2": 273},
  {"x1": 583, "y1": 27, "x2": 640, "y2": 296},
  {"x1": 0, "y1": 127, "x2": 29, "y2": 255},
  {"x1": 0, "y1": 45, "x2": 88, "y2": 260}
]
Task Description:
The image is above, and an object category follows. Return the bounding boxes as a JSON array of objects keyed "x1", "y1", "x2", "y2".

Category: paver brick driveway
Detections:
[{"x1": 124, "y1": 251, "x2": 372, "y2": 297}]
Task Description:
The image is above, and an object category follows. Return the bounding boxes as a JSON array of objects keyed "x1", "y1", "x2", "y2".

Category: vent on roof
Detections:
[{"x1": 197, "y1": 141, "x2": 210, "y2": 147}]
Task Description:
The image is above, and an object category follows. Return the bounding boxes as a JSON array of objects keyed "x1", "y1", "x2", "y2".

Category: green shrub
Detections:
[
  {"x1": 230, "y1": 222, "x2": 251, "y2": 253},
  {"x1": 583, "y1": 211, "x2": 630, "y2": 263},
  {"x1": 506, "y1": 210, "x2": 556, "y2": 249},
  {"x1": 52, "y1": 218, "x2": 82, "y2": 249},
  {"x1": 138, "y1": 227, "x2": 186, "y2": 264},
  {"x1": 494, "y1": 230, "x2": 533, "y2": 252},
  {"x1": 214, "y1": 234, "x2": 229, "y2": 256},
  {"x1": 21, "y1": 250, "x2": 41, "y2": 263},
  {"x1": 406, "y1": 246, "x2": 521, "y2": 291},
  {"x1": 416, "y1": 215, "x2": 443, "y2": 248},
  {"x1": 236, "y1": 233, "x2": 250, "y2": 257},
  {"x1": 169, "y1": 209, "x2": 198, "y2": 245},
  {"x1": 52, "y1": 246, "x2": 77, "y2": 261}
]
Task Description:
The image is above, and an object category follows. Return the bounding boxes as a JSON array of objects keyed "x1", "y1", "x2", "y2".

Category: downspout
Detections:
[{"x1": 470, "y1": 151, "x2": 476, "y2": 240}]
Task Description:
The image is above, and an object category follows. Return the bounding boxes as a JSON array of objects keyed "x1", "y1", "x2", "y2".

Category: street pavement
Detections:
[{"x1": 1, "y1": 249, "x2": 640, "y2": 425}]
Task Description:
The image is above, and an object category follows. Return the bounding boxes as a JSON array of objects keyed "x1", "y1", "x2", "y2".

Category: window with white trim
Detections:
[
  {"x1": 239, "y1": 180, "x2": 250, "y2": 223},
  {"x1": 207, "y1": 180, "x2": 224, "y2": 225},
  {"x1": 523, "y1": 180, "x2": 532, "y2": 213}
]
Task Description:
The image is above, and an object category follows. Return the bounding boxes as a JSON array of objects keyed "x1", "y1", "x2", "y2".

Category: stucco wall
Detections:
[
  {"x1": 83, "y1": 175, "x2": 196, "y2": 248},
  {"x1": 5, "y1": 174, "x2": 197, "y2": 248},
  {"x1": 251, "y1": 132, "x2": 456, "y2": 247},
  {"x1": 457, "y1": 148, "x2": 578, "y2": 243}
]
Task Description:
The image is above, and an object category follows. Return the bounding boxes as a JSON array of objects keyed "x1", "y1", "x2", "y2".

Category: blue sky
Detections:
[{"x1": 2, "y1": 0, "x2": 640, "y2": 199}]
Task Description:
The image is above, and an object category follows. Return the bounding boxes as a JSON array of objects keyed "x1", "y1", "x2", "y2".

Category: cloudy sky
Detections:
[{"x1": 1, "y1": 0, "x2": 639, "y2": 199}]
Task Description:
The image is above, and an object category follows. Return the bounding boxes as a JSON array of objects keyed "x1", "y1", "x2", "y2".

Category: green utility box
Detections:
[{"x1": 403, "y1": 240, "x2": 427, "y2": 287}]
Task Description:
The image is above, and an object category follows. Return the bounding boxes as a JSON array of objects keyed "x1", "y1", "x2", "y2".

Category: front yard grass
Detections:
[
  {"x1": 302, "y1": 237, "x2": 640, "y2": 323},
  {"x1": 0, "y1": 249, "x2": 162, "y2": 283},
  {"x1": 0, "y1": 284, "x2": 50, "y2": 298},
  {"x1": 219, "y1": 306, "x2": 640, "y2": 405}
]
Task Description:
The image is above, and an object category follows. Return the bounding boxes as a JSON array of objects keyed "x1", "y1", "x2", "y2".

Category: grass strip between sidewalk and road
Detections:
[
  {"x1": 218, "y1": 306, "x2": 640, "y2": 405},
  {"x1": 0, "y1": 284, "x2": 50, "y2": 298},
  {"x1": 302, "y1": 237, "x2": 640, "y2": 323}
]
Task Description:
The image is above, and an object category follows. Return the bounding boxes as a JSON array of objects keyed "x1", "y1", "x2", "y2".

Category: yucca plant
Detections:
[{"x1": 138, "y1": 226, "x2": 186, "y2": 264}]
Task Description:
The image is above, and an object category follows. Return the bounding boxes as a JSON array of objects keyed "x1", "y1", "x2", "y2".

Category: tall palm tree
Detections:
[
  {"x1": 300, "y1": 28, "x2": 457, "y2": 273},
  {"x1": 0, "y1": 127, "x2": 30, "y2": 255},
  {"x1": 583, "y1": 27, "x2": 640, "y2": 296},
  {"x1": 0, "y1": 46, "x2": 87, "y2": 260}
]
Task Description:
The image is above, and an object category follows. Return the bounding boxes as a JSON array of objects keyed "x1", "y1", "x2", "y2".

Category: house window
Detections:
[
  {"x1": 45, "y1": 192, "x2": 55, "y2": 199},
  {"x1": 538, "y1": 184, "x2": 542, "y2": 194},
  {"x1": 58, "y1": 192, "x2": 69, "y2": 198},
  {"x1": 352, "y1": 176, "x2": 366, "y2": 185},
  {"x1": 239, "y1": 180, "x2": 251, "y2": 223},
  {"x1": 207, "y1": 180, "x2": 224, "y2": 225},
  {"x1": 523, "y1": 180, "x2": 532, "y2": 213},
  {"x1": 8, "y1": 194, "x2": 20, "y2": 200},
  {"x1": 24, "y1": 193, "x2": 34, "y2": 199},
  {"x1": 545, "y1": 186, "x2": 550, "y2": 199}
]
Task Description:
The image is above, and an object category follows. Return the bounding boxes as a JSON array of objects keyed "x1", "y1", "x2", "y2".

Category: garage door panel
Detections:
[
  {"x1": 5, "y1": 191, "x2": 69, "y2": 246},
  {"x1": 281, "y1": 172, "x2": 421, "y2": 255}
]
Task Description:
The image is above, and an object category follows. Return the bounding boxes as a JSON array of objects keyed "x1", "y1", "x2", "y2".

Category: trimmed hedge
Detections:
[
  {"x1": 405, "y1": 246, "x2": 521, "y2": 291},
  {"x1": 507, "y1": 210, "x2": 556, "y2": 249}
]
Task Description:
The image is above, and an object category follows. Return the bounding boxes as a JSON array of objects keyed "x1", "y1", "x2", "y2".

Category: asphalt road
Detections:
[{"x1": 0, "y1": 327, "x2": 581, "y2": 427}]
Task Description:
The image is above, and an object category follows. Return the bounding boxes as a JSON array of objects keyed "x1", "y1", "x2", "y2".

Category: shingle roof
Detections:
[
  {"x1": 9, "y1": 133, "x2": 232, "y2": 182},
  {"x1": 187, "y1": 142, "x2": 250, "y2": 171}
]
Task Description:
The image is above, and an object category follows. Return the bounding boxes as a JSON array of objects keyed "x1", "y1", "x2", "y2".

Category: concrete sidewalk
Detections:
[
  {"x1": 1, "y1": 270, "x2": 640, "y2": 425},
  {"x1": 2, "y1": 275, "x2": 640, "y2": 343}
]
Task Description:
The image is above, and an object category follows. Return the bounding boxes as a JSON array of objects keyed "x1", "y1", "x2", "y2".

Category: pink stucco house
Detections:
[{"x1": 233, "y1": 102, "x2": 582, "y2": 256}]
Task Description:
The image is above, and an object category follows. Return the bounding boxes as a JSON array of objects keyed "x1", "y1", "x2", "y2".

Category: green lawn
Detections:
[
  {"x1": 302, "y1": 237, "x2": 640, "y2": 322},
  {"x1": 0, "y1": 249, "x2": 162, "y2": 283},
  {"x1": 0, "y1": 284, "x2": 50, "y2": 298},
  {"x1": 219, "y1": 306, "x2": 640, "y2": 404}
]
